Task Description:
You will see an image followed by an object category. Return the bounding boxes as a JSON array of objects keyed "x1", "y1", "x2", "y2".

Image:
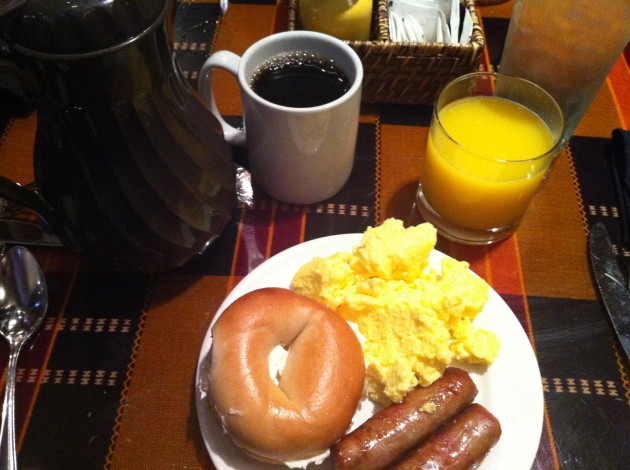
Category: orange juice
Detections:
[{"x1": 421, "y1": 95, "x2": 556, "y2": 231}]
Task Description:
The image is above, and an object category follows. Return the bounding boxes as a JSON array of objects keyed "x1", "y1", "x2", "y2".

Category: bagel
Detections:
[{"x1": 205, "y1": 287, "x2": 365, "y2": 464}]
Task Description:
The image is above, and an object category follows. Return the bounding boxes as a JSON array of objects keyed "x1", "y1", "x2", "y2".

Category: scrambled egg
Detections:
[{"x1": 290, "y1": 218, "x2": 500, "y2": 405}]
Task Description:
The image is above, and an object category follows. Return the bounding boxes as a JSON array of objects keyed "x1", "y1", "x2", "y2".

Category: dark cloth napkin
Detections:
[{"x1": 611, "y1": 128, "x2": 630, "y2": 244}]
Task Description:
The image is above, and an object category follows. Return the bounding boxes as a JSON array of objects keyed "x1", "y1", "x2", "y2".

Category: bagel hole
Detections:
[{"x1": 269, "y1": 343, "x2": 290, "y2": 386}]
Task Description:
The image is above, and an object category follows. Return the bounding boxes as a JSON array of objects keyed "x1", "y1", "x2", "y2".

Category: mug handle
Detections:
[{"x1": 198, "y1": 51, "x2": 246, "y2": 147}]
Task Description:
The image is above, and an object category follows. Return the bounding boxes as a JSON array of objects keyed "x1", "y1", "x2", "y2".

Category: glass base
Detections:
[{"x1": 415, "y1": 184, "x2": 516, "y2": 245}]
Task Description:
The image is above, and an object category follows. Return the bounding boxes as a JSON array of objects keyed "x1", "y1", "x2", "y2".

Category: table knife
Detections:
[{"x1": 588, "y1": 222, "x2": 630, "y2": 362}]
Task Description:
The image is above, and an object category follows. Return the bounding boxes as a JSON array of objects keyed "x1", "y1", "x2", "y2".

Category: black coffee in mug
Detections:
[{"x1": 250, "y1": 52, "x2": 350, "y2": 108}]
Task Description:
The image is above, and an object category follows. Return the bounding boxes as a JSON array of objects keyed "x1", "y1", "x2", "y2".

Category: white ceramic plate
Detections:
[{"x1": 195, "y1": 234, "x2": 544, "y2": 470}]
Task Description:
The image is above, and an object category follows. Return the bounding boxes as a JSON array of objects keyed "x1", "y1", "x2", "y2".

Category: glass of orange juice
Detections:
[{"x1": 416, "y1": 72, "x2": 564, "y2": 244}]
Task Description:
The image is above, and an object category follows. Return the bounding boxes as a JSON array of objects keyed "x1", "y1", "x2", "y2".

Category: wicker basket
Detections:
[{"x1": 287, "y1": 0, "x2": 484, "y2": 105}]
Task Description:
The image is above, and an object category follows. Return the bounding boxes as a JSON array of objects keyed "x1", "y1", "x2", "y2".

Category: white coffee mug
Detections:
[{"x1": 198, "y1": 31, "x2": 363, "y2": 205}]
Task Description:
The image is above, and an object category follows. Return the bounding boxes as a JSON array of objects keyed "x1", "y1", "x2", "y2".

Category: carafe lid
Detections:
[{"x1": 0, "y1": 0, "x2": 165, "y2": 55}]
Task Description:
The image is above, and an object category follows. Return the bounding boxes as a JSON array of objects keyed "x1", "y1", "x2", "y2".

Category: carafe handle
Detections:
[{"x1": 0, "y1": 177, "x2": 62, "y2": 233}]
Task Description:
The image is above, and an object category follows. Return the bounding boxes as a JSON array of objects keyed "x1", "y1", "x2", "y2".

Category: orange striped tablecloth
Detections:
[{"x1": 0, "y1": 1, "x2": 628, "y2": 468}]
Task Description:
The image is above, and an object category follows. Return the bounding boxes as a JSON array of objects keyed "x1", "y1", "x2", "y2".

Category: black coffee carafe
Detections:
[{"x1": 0, "y1": 0, "x2": 236, "y2": 273}]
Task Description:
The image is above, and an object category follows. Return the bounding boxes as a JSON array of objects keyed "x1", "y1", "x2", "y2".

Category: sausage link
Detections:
[
  {"x1": 332, "y1": 367, "x2": 478, "y2": 470},
  {"x1": 391, "y1": 403, "x2": 502, "y2": 470}
]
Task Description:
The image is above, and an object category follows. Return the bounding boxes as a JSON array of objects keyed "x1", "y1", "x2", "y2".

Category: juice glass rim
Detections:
[{"x1": 433, "y1": 71, "x2": 565, "y2": 165}]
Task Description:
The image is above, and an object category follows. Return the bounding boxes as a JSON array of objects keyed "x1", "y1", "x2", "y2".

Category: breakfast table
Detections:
[{"x1": 0, "y1": 0, "x2": 629, "y2": 468}]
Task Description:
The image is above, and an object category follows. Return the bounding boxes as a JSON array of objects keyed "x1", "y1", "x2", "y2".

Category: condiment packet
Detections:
[
  {"x1": 390, "y1": 1, "x2": 439, "y2": 42},
  {"x1": 440, "y1": 0, "x2": 460, "y2": 42},
  {"x1": 389, "y1": 11, "x2": 425, "y2": 42},
  {"x1": 389, "y1": 9, "x2": 400, "y2": 40},
  {"x1": 405, "y1": 14, "x2": 425, "y2": 42},
  {"x1": 436, "y1": 8, "x2": 451, "y2": 43},
  {"x1": 388, "y1": 0, "x2": 472, "y2": 44},
  {"x1": 459, "y1": 7, "x2": 473, "y2": 44}
]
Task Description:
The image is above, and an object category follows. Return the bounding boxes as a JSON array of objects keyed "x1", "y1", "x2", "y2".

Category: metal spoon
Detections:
[{"x1": 0, "y1": 246, "x2": 48, "y2": 470}]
